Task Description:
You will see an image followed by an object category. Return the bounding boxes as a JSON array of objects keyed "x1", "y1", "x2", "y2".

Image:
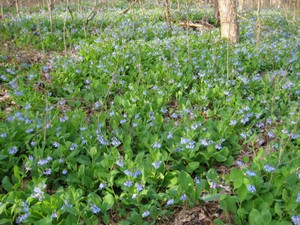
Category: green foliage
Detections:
[{"x1": 0, "y1": 1, "x2": 299, "y2": 224}]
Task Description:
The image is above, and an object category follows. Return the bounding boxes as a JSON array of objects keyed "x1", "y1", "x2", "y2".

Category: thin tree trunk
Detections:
[
  {"x1": 218, "y1": 0, "x2": 239, "y2": 43},
  {"x1": 214, "y1": 0, "x2": 219, "y2": 21},
  {"x1": 15, "y1": 0, "x2": 19, "y2": 15},
  {"x1": 0, "y1": 0, "x2": 3, "y2": 19},
  {"x1": 239, "y1": 0, "x2": 244, "y2": 11},
  {"x1": 177, "y1": 0, "x2": 180, "y2": 11},
  {"x1": 165, "y1": 0, "x2": 172, "y2": 29},
  {"x1": 256, "y1": 0, "x2": 261, "y2": 45},
  {"x1": 48, "y1": 0, "x2": 53, "y2": 33}
]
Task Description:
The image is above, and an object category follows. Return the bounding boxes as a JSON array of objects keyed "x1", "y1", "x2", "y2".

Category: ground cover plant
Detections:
[{"x1": 0, "y1": 1, "x2": 299, "y2": 224}]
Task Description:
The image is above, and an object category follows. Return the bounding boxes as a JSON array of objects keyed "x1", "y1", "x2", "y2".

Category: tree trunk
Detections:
[
  {"x1": 239, "y1": 0, "x2": 244, "y2": 11},
  {"x1": 0, "y1": 0, "x2": 3, "y2": 19},
  {"x1": 15, "y1": 0, "x2": 19, "y2": 15},
  {"x1": 48, "y1": 0, "x2": 53, "y2": 33},
  {"x1": 214, "y1": 0, "x2": 219, "y2": 21},
  {"x1": 218, "y1": 0, "x2": 239, "y2": 43},
  {"x1": 256, "y1": 0, "x2": 261, "y2": 44}
]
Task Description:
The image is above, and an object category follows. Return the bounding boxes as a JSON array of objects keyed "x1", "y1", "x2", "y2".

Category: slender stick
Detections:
[{"x1": 255, "y1": 0, "x2": 261, "y2": 45}]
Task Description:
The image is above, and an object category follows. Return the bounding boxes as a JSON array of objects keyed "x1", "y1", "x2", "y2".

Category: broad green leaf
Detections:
[
  {"x1": 65, "y1": 214, "x2": 78, "y2": 224},
  {"x1": 237, "y1": 184, "x2": 247, "y2": 202},
  {"x1": 178, "y1": 170, "x2": 194, "y2": 192},
  {"x1": 274, "y1": 203, "x2": 282, "y2": 216},
  {"x1": 230, "y1": 168, "x2": 244, "y2": 189},
  {"x1": 88, "y1": 147, "x2": 97, "y2": 158},
  {"x1": 76, "y1": 156, "x2": 91, "y2": 166},
  {"x1": 214, "y1": 147, "x2": 229, "y2": 162},
  {"x1": 102, "y1": 193, "x2": 114, "y2": 211},
  {"x1": 35, "y1": 217, "x2": 52, "y2": 225},
  {"x1": 128, "y1": 212, "x2": 142, "y2": 224},
  {"x1": 278, "y1": 221, "x2": 292, "y2": 225},
  {"x1": 2, "y1": 176, "x2": 13, "y2": 192},
  {"x1": 201, "y1": 194, "x2": 222, "y2": 202},
  {"x1": 249, "y1": 208, "x2": 261, "y2": 225},
  {"x1": 261, "y1": 208, "x2": 272, "y2": 224},
  {"x1": 206, "y1": 168, "x2": 218, "y2": 181},
  {"x1": 187, "y1": 161, "x2": 199, "y2": 173}
]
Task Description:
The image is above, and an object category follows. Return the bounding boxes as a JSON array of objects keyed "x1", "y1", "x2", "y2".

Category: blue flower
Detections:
[
  {"x1": 142, "y1": 211, "x2": 150, "y2": 217},
  {"x1": 180, "y1": 194, "x2": 187, "y2": 201},
  {"x1": 166, "y1": 199, "x2": 174, "y2": 206},
  {"x1": 152, "y1": 142, "x2": 162, "y2": 149},
  {"x1": 124, "y1": 181, "x2": 133, "y2": 187},
  {"x1": 43, "y1": 168, "x2": 52, "y2": 175},
  {"x1": 263, "y1": 165, "x2": 275, "y2": 173},
  {"x1": 246, "y1": 170, "x2": 256, "y2": 177},
  {"x1": 135, "y1": 183, "x2": 144, "y2": 192},
  {"x1": 51, "y1": 211, "x2": 58, "y2": 218},
  {"x1": 16, "y1": 213, "x2": 30, "y2": 224},
  {"x1": 247, "y1": 184, "x2": 256, "y2": 193},
  {"x1": 116, "y1": 159, "x2": 124, "y2": 167},
  {"x1": 98, "y1": 183, "x2": 107, "y2": 190},
  {"x1": 90, "y1": 204, "x2": 101, "y2": 214},
  {"x1": 69, "y1": 143, "x2": 78, "y2": 151},
  {"x1": 292, "y1": 215, "x2": 300, "y2": 225},
  {"x1": 152, "y1": 161, "x2": 162, "y2": 169},
  {"x1": 8, "y1": 146, "x2": 18, "y2": 154},
  {"x1": 53, "y1": 142, "x2": 59, "y2": 148}
]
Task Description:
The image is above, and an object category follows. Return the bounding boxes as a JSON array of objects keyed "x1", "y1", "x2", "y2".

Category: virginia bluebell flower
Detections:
[
  {"x1": 247, "y1": 184, "x2": 256, "y2": 193},
  {"x1": 292, "y1": 215, "x2": 300, "y2": 225},
  {"x1": 167, "y1": 199, "x2": 174, "y2": 206},
  {"x1": 90, "y1": 204, "x2": 101, "y2": 214},
  {"x1": 263, "y1": 165, "x2": 275, "y2": 172},
  {"x1": 246, "y1": 171, "x2": 256, "y2": 177},
  {"x1": 180, "y1": 194, "x2": 187, "y2": 201},
  {"x1": 142, "y1": 211, "x2": 150, "y2": 217},
  {"x1": 152, "y1": 161, "x2": 162, "y2": 169},
  {"x1": 8, "y1": 146, "x2": 18, "y2": 154},
  {"x1": 124, "y1": 181, "x2": 133, "y2": 187}
]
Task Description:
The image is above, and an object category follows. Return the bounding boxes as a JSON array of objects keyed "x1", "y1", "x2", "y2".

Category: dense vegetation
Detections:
[{"x1": 0, "y1": 1, "x2": 299, "y2": 224}]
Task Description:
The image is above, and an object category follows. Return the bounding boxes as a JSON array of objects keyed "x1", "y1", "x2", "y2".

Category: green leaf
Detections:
[
  {"x1": 103, "y1": 213, "x2": 110, "y2": 225},
  {"x1": 261, "y1": 208, "x2": 272, "y2": 224},
  {"x1": 65, "y1": 214, "x2": 78, "y2": 224},
  {"x1": 0, "y1": 154, "x2": 8, "y2": 161},
  {"x1": 237, "y1": 184, "x2": 247, "y2": 202},
  {"x1": 230, "y1": 168, "x2": 244, "y2": 189},
  {"x1": 35, "y1": 217, "x2": 52, "y2": 225},
  {"x1": 2, "y1": 176, "x2": 13, "y2": 192},
  {"x1": 201, "y1": 194, "x2": 222, "y2": 202},
  {"x1": 274, "y1": 203, "x2": 282, "y2": 216},
  {"x1": 128, "y1": 212, "x2": 142, "y2": 224},
  {"x1": 214, "y1": 218, "x2": 225, "y2": 225},
  {"x1": 76, "y1": 156, "x2": 91, "y2": 166},
  {"x1": 102, "y1": 193, "x2": 114, "y2": 211},
  {"x1": 83, "y1": 176, "x2": 92, "y2": 188},
  {"x1": 178, "y1": 170, "x2": 194, "y2": 192},
  {"x1": 249, "y1": 208, "x2": 261, "y2": 225},
  {"x1": 278, "y1": 221, "x2": 292, "y2": 225},
  {"x1": 261, "y1": 192, "x2": 273, "y2": 206},
  {"x1": 0, "y1": 219, "x2": 12, "y2": 224},
  {"x1": 215, "y1": 147, "x2": 229, "y2": 162},
  {"x1": 0, "y1": 202, "x2": 7, "y2": 214},
  {"x1": 206, "y1": 168, "x2": 218, "y2": 181},
  {"x1": 13, "y1": 165, "x2": 21, "y2": 182},
  {"x1": 187, "y1": 161, "x2": 199, "y2": 173},
  {"x1": 88, "y1": 147, "x2": 97, "y2": 158}
]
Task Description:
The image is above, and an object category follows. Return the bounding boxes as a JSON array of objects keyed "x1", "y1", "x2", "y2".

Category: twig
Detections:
[
  {"x1": 61, "y1": 0, "x2": 74, "y2": 22},
  {"x1": 120, "y1": 0, "x2": 137, "y2": 15}
]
